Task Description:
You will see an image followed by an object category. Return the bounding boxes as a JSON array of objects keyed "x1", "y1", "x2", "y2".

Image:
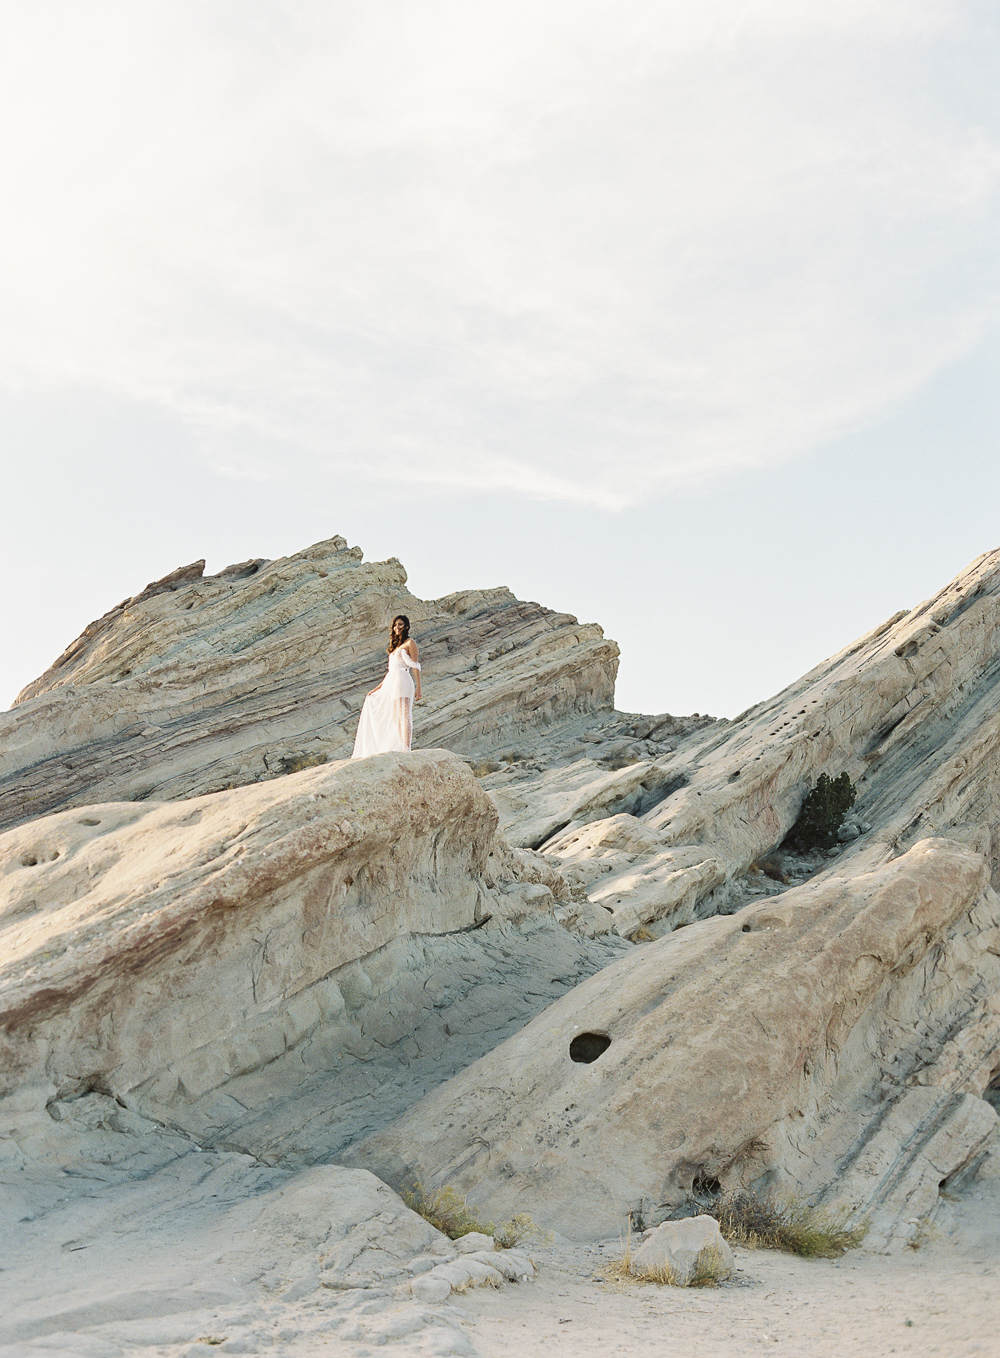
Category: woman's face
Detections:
[{"x1": 393, "y1": 618, "x2": 404, "y2": 636}]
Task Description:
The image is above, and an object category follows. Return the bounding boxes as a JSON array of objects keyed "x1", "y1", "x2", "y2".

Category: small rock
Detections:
[
  {"x1": 454, "y1": 1231, "x2": 495, "y2": 1254},
  {"x1": 629, "y1": 1215, "x2": 734, "y2": 1285},
  {"x1": 410, "y1": 1275, "x2": 453, "y2": 1304},
  {"x1": 838, "y1": 823, "x2": 861, "y2": 842},
  {"x1": 406, "y1": 1254, "x2": 441, "y2": 1275}
]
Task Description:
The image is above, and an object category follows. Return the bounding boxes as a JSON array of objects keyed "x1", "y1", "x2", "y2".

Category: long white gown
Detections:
[{"x1": 351, "y1": 647, "x2": 421, "y2": 758}]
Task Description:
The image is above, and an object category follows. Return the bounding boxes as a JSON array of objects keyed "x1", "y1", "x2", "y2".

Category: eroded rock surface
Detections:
[
  {"x1": 2, "y1": 535, "x2": 1000, "y2": 1358},
  {"x1": 0, "y1": 536, "x2": 619, "y2": 828},
  {"x1": 483, "y1": 547, "x2": 1000, "y2": 943},
  {"x1": 348, "y1": 836, "x2": 1000, "y2": 1249},
  {"x1": 0, "y1": 1089, "x2": 512, "y2": 1356}
]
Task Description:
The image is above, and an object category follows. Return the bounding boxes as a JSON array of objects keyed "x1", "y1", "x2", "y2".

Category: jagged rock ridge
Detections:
[{"x1": 0, "y1": 536, "x2": 619, "y2": 829}]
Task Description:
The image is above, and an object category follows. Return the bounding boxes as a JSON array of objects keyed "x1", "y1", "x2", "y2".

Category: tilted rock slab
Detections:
[
  {"x1": 346, "y1": 836, "x2": 1000, "y2": 1248},
  {"x1": 483, "y1": 547, "x2": 1000, "y2": 939},
  {"x1": 0, "y1": 535, "x2": 618, "y2": 829},
  {"x1": 0, "y1": 750, "x2": 501, "y2": 1102}
]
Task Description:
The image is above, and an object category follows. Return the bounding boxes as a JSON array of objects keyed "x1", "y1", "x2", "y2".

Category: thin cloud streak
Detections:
[{"x1": 0, "y1": 1, "x2": 998, "y2": 505}]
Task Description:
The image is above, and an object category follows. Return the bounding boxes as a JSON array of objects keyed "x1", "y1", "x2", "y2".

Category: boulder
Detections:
[
  {"x1": 453, "y1": 1231, "x2": 496, "y2": 1253},
  {"x1": 629, "y1": 1216, "x2": 734, "y2": 1285}
]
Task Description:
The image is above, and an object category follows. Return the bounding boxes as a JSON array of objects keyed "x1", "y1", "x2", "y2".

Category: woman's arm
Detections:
[{"x1": 405, "y1": 640, "x2": 422, "y2": 701}]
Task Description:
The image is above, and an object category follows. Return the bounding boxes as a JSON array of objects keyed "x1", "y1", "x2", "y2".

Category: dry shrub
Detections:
[
  {"x1": 470, "y1": 759, "x2": 501, "y2": 777},
  {"x1": 404, "y1": 1184, "x2": 551, "y2": 1249},
  {"x1": 404, "y1": 1184, "x2": 493, "y2": 1239},
  {"x1": 277, "y1": 751, "x2": 328, "y2": 775},
  {"x1": 710, "y1": 1190, "x2": 866, "y2": 1258},
  {"x1": 493, "y1": 1212, "x2": 553, "y2": 1249}
]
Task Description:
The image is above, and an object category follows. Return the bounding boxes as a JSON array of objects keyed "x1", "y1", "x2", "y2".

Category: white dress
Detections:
[{"x1": 351, "y1": 647, "x2": 421, "y2": 758}]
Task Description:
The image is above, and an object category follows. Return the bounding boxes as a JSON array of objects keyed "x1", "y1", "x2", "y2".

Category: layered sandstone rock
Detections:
[
  {"x1": 485, "y1": 546, "x2": 1000, "y2": 941},
  {"x1": 0, "y1": 750, "x2": 501, "y2": 1100},
  {"x1": 347, "y1": 836, "x2": 1000, "y2": 1249},
  {"x1": 0, "y1": 536, "x2": 619, "y2": 829},
  {"x1": 1, "y1": 533, "x2": 998, "y2": 1290},
  {"x1": 0, "y1": 746, "x2": 627, "y2": 1157}
]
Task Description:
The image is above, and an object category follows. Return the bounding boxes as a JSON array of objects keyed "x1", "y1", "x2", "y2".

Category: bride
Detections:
[{"x1": 351, "y1": 614, "x2": 422, "y2": 759}]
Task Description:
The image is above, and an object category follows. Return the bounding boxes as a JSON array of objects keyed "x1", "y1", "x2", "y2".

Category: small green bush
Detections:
[{"x1": 788, "y1": 772, "x2": 857, "y2": 851}]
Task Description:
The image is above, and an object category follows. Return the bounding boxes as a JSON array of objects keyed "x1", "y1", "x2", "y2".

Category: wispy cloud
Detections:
[{"x1": 1, "y1": 0, "x2": 997, "y2": 505}]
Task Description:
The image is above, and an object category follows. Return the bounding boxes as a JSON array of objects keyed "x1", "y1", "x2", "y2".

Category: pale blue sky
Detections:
[{"x1": 2, "y1": 2, "x2": 999, "y2": 717}]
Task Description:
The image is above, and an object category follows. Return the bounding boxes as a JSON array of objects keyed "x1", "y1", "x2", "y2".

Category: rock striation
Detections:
[
  {"x1": 0, "y1": 748, "x2": 571, "y2": 1104},
  {"x1": 1, "y1": 534, "x2": 999, "y2": 1358},
  {"x1": 0, "y1": 536, "x2": 619, "y2": 829},
  {"x1": 348, "y1": 835, "x2": 1000, "y2": 1249},
  {"x1": 483, "y1": 546, "x2": 1000, "y2": 939}
]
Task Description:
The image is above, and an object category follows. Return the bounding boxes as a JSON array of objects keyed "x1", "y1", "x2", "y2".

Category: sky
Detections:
[{"x1": 2, "y1": 0, "x2": 999, "y2": 718}]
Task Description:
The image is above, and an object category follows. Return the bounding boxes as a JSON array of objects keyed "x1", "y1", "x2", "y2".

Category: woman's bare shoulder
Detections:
[{"x1": 403, "y1": 637, "x2": 419, "y2": 656}]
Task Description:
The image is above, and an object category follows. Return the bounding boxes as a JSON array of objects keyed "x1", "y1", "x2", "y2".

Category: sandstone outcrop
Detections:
[
  {"x1": 348, "y1": 835, "x2": 1000, "y2": 1249},
  {"x1": 482, "y1": 547, "x2": 1000, "y2": 941},
  {"x1": 0, "y1": 745, "x2": 627, "y2": 1162},
  {"x1": 1, "y1": 532, "x2": 999, "y2": 1358},
  {"x1": 0, "y1": 1087, "x2": 523, "y2": 1353},
  {"x1": 0, "y1": 536, "x2": 619, "y2": 829}
]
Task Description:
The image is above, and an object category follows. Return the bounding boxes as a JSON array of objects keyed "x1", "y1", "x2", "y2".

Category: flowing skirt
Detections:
[{"x1": 351, "y1": 664, "x2": 415, "y2": 758}]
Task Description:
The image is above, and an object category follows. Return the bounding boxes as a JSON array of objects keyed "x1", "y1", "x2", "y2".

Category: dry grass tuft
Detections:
[
  {"x1": 404, "y1": 1183, "x2": 493, "y2": 1240},
  {"x1": 277, "y1": 751, "x2": 328, "y2": 775},
  {"x1": 710, "y1": 1190, "x2": 867, "y2": 1258},
  {"x1": 469, "y1": 759, "x2": 501, "y2": 777},
  {"x1": 404, "y1": 1184, "x2": 551, "y2": 1249},
  {"x1": 493, "y1": 1212, "x2": 553, "y2": 1249}
]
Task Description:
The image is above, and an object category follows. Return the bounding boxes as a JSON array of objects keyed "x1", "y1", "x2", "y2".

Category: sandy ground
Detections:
[
  {"x1": 2, "y1": 1130, "x2": 996, "y2": 1358},
  {"x1": 457, "y1": 1180, "x2": 1000, "y2": 1358},
  {"x1": 459, "y1": 1235, "x2": 997, "y2": 1358}
]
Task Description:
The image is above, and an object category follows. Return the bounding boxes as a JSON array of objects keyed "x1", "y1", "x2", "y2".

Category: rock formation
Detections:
[
  {"x1": 0, "y1": 536, "x2": 619, "y2": 829},
  {"x1": 349, "y1": 835, "x2": 1000, "y2": 1249},
  {"x1": 1, "y1": 535, "x2": 999, "y2": 1354}
]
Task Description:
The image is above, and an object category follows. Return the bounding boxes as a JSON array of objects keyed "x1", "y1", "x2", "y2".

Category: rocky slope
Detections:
[{"x1": 1, "y1": 537, "x2": 999, "y2": 1356}]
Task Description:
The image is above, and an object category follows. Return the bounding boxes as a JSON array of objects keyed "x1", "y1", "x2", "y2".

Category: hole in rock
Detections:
[
  {"x1": 692, "y1": 1174, "x2": 721, "y2": 1198},
  {"x1": 78, "y1": 818, "x2": 101, "y2": 827},
  {"x1": 20, "y1": 855, "x2": 39, "y2": 867},
  {"x1": 570, "y1": 1032, "x2": 611, "y2": 1064},
  {"x1": 741, "y1": 923, "x2": 752, "y2": 932}
]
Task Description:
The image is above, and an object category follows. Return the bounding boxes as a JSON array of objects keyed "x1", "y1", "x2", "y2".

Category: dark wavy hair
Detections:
[{"x1": 387, "y1": 614, "x2": 410, "y2": 653}]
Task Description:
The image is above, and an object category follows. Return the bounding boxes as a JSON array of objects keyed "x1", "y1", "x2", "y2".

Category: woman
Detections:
[{"x1": 351, "y1": 614, "x2": 422, "y2": 758}]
